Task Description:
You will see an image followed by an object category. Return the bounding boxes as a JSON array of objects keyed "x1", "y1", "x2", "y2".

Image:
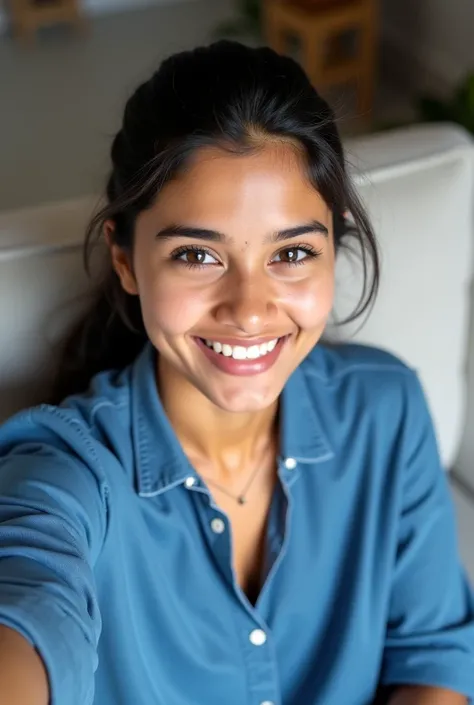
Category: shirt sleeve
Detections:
[
  {"x1": 381, "y1": 371, "x2": 474, "y2": 698},
  {"x1": 0, "y1": 406, "x2": 108, "y2": 705}
]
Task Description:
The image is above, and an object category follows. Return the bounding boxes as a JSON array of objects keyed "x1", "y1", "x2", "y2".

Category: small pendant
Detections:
[{"x1": 237, "y1": 496, "x2": 246, "y2": 505}]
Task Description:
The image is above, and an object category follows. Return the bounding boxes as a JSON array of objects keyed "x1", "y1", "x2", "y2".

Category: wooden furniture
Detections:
[
  {"x1": 263, "y1": 0, "x2": 378, "y2": 118},
  {"x1": 8, "y1": 0, "x2": 85, "y2": 42}
]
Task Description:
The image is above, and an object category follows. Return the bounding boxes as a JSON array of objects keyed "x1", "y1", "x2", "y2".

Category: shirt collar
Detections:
[
  {"x1": 131, "y1": 343, "x2": 334, "y2": 497},
  {"x1": 280, "y1": 349, "x2": 334, "y2": 466}
]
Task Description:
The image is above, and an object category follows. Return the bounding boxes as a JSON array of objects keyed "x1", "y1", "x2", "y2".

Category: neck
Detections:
[{"x1": 157, "y1": 357, "x2": 278, "y2": 470}]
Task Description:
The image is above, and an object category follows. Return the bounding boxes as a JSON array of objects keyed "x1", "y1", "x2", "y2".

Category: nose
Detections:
[{"x1": 213, "y1": 271, "x2": 278, "y2": 335}]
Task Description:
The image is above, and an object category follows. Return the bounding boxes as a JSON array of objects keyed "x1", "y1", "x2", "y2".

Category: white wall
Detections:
[
  {"x1": 383, "y1": 0, "x2": 474, "y2": 90},
  {"x1": 0, "y1": 0, "x2": 190, "y2": 34},
  {"x1": 84, "y1": 0, "x2": 188, "y2": 13}
]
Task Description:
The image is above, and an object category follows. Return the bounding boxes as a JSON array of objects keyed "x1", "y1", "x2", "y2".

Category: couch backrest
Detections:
[
  {"x1": 340, "y1": 124, "x2": 474, "y2": 475},
  {"x1": 0, "y1": 124, "x2": 473, "y2": 475},
  {"x1": 0, "y1": 198, "x2": 94, "y2": 416}
]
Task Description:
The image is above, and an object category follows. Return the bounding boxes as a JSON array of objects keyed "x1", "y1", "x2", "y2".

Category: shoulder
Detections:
[
  {"x1": 294, "y1": 344, "x2": 435, "y2": 468},
  {"x1": 304, "y1": 341, "x2": 414, "y2": 380},
  {"x1": 0, "y1": 370, "x2": 134, "y2": 560},
  {"x1": 0, "y1": 364, "x2": 135, "y2": 477},
  {"x1": 301, "y1": 342, "x2": 424, "y2": 417}
]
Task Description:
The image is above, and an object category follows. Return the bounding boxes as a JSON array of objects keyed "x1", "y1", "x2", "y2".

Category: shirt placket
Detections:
[{"x1": 193, "y1": 474, "x2": 294, "y2": 705}]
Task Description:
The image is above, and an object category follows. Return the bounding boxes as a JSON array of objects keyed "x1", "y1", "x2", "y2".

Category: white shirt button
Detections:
[
  {"x1": 210, "y1": 518, "x2": 226, "y2": 535},
  {"x1": 249, "y1": 628, "x2": 267, "y2": 646},
  {"x1": 184, "y1": 476, "x2": 196, "y2": 488},
  {"x1": 284, "y1": 457, "x2": 297, "y2": 470}
]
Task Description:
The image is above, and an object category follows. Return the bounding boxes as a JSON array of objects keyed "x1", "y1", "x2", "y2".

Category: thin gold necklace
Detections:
[{"x1": 201, "y1": 460, "x2": 268, "y2": 506}]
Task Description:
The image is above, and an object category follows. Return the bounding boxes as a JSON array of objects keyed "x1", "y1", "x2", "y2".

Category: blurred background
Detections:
[{"x1": 0, "y1": 0, "x2": 473, "y2": 214}]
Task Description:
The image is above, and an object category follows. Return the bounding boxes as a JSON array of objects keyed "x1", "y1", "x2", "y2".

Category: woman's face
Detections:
[{"x1": 112, "y1": 143, "x2": 335, "y2": 413}]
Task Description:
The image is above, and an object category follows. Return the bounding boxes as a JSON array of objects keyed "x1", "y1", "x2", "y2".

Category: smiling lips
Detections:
[{"x1": 195, "y1": 336, "x2": 288, "y2": 376}]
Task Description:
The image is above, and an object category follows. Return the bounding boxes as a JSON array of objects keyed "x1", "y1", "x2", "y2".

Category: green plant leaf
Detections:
[
  {"x1": 418, "y1": 96, "x2": 454, "y2": 123},
  {"x1": 450, "y1": 74, "x2": 474, "y2": 131},
  {"x1": 416, "y1": 70, "x2": 474, "y2": 134},
  {"x1": 213, "y1": 18, "x2": 249, "y2": 38},
  {"x1": 213, "y1": 0, "x2": 262, "y2": 39},
  {"x1": 241, "y1": 0, "x2": 262, "y2": 24},
  {"x1": 467, "y1": 73, "x2": 474, "y2": 119}
]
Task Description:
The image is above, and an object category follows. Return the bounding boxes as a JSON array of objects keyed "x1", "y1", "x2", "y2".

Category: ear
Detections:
[{"x1": 104, "y1": 220, "x2": 139, "y2": 296}]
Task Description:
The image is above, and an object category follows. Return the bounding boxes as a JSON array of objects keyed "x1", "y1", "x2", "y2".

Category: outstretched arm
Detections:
[
  {"x1": 0, "y1": 625, "x2": 49, "y2": 705},
  {"x1": 389, "y1": 686, "x2": 466, "y2": 705}
]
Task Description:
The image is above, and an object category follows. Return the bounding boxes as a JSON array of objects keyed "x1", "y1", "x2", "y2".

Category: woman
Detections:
[{"x1": 0, "y1": 41, "x2": 473, "y2": 705}]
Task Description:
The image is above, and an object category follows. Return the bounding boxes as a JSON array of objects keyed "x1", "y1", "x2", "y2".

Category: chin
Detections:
[{"x1": 201, "y1": 380, "x2": 282, "y2": 415}]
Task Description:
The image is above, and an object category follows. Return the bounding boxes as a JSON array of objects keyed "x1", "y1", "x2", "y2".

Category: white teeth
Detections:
[
  {"x1": 232, "y1": 346, "x2": 247, "y2": 360},
  {"x1": 246, "y1": 345, "x2": 260, "y2": 359},
  {"x1": 204, "y1": 338, "x2": 280, "y2": 360}
]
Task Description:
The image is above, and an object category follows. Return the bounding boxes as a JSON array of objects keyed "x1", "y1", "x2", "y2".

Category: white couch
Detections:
[{"x1": 1, "y1": 123, "x2": 473, "y2": 577}]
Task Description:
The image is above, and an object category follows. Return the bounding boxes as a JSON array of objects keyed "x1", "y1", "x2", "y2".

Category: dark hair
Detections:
[{"x1": 51, "y1": 40, "x2": 379, "y2": 403}]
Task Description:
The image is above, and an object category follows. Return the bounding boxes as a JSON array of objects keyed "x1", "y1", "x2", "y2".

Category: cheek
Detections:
[
  {"x1": 285, "y1": 270, "x2": 335, "y2": 329},
  {"x1": 134, "y1": 256, "x2": 208, "y2": 337},
  {"x1": 141, "y1": 280, "x2": 208, "y2": 336}
]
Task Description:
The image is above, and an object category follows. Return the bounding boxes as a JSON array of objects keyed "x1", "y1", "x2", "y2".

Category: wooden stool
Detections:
[
  {"x1": 263, "y1": 0, "x2": 378, "y2": 118},
  {"x1": 9, "y1": 0, "x2": 85, "y2": 43}
]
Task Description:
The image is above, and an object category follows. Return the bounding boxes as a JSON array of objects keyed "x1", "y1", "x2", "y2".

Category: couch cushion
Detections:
[
  {"x1": 334, "y1": 124, "x2": 474, "y2": 471},
  {"x1": 0, "y1": 125, "x2": 473, "y2": 473},
  {"x1": 0, "y1": 198, "x2": 94, "y2": 417},
  {"x1": 451, "y1": 481, "x2": 474, "y2": 582}
]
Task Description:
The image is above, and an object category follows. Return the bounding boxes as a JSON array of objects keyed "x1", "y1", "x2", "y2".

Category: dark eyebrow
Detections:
[
  {"x1": 155, "y1": 219, "x2": 329, "y2": 243},
  {"x1": 267, "y1": 220, "x2": 329, "y2": 243},
  {"x1": 156, "y1": 225, "x2": 225, "y2": 242}
]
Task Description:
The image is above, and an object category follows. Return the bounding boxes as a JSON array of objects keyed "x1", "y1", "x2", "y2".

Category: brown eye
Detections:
[
  {"x1": 279, "y1": 248, "x2": 300, "y2": 263},
  {"x1": 184, "y1": 250, "x2": 207, "y2": 264},
  {"x1": 272, "y1": 246, "x2": 312, "y2": 265},
  {"x1": 172, "y1": 247, "x2": 219, "y2": 266}
]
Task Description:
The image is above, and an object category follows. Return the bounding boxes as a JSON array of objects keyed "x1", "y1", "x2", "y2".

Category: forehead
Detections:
[{"x1": 150, "y1": 144, "x2": 331, "y2": 230}]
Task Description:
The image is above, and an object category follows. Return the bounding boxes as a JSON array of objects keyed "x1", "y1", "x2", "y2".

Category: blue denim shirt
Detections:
[{"x1": 0, "y1": 342, "x2": 473, "y2": 705}]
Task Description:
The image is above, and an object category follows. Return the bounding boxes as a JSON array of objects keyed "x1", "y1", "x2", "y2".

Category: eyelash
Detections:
[
  {"x1": 169, "y1": 243, "x2": 323, "y2": 270},
  {"x1": 279, "y1": 244, "x2": 323, "y2": 267}
]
